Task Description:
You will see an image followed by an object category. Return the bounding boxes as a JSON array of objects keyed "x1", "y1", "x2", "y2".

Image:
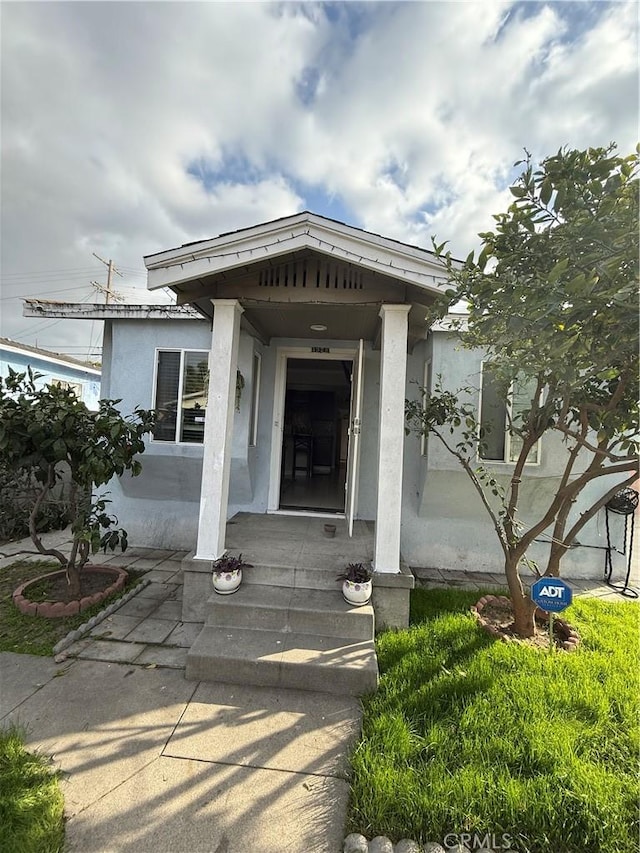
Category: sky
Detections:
[{"x1": 1, "y1": 0, "x2": 638, "y2": 361}]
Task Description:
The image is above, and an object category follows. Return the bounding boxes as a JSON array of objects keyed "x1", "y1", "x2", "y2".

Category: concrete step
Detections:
[
  {"x1": 185, "y1": 625, "x2": 379, "y2": 696},
  {"x1": 205, "y1": 584, "x2": 374, "y2": 641},
  {"x1": 240, "y1": 562, "x2": 352, "y2": 591}
]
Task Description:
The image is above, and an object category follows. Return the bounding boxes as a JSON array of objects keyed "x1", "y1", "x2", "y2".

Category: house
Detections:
[
  {"x1": 0, "y1": 337, "x2": 101, "y2": 409},
  {"x1": 22, "y1": 213, "x2": 631, "y2": 688}
]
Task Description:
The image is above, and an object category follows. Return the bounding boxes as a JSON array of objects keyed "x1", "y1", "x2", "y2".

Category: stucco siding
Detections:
[
  {"x1": 104, "y1": 318, "x2": 210, "y2": 549},
  {"x1": 399, "y1": 331, "x2": 631, "y2": 578}
]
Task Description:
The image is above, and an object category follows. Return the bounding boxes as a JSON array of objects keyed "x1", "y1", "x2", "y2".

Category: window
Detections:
[
  {"x1": 421, "y1": 359, "x2": 432, "y2": 458},
  {"x1": 51, "y1": 378, "x2": 83, "y2": 398},
  {"x1": 479, "y1": 363, "x2": 539, "y2": 463},
  {"x1": 153, "y1": 350, "x2": 209, "y2": 443},
  {"x1": 249, "y1": 353, "x2": 261, "y2": 447}
]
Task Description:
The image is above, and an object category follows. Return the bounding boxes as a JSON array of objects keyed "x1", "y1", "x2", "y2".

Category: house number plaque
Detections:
[{"x1": 311, "y1": 347, "x2": 330, "y2": 353}]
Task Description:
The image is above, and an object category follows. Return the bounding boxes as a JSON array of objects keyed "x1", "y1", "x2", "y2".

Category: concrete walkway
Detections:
[
  {"x1": 0, "y1": 529, "x2": 360, "y2": 852},
  {"x1": 1, "y1": 527, "x2": 637, "y2": 853}
]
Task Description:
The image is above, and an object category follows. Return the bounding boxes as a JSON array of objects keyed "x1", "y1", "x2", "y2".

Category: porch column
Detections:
[
  {"x1": 374, "y1": 304, "x2": 411, "y2": 573},
  {"x1": 195, "y1": 299, "x2": 244, "y2": 560}
]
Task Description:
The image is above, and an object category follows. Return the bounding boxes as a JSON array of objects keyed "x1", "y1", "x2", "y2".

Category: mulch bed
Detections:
[
  {"x1": 13, "y1": 566, "x2": 128, "y2": 618},
  {"x1": 472, "y1": 594, "x2": 580, "y2": 651}
]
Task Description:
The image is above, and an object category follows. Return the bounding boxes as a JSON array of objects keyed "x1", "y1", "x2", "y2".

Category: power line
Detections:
[
  {"x1": 0, "y1": 285, "x2": 94, "y2": 302},
  {"x1": 2, "y1": 267, "x2": 104, "y2": 278},
  {"x1": 2, "y1": 265, "x2": 146, "y2": 278}
]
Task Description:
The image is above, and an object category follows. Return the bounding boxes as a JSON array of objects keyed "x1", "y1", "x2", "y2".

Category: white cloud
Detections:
[{"x1": 1, "y1": 1, "x2": 637, "y2": 355}]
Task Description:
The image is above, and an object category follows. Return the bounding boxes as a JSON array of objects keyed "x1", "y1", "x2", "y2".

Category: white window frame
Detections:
[
  {"x1": 420, "y1": 359, "x2": 432, "y2": 458},
  {"x1": 478, "y1": 362, "x2": 541, "y2": 466},
  {"x1": 51, "y1": 378, "x2": 84, "y2": 399},
  {"x1": 151, "y1": 347, "x2": 209, "y2": 445},
  {"x1": 249, "y1": 352, "x2": 261, "y2": 447}
]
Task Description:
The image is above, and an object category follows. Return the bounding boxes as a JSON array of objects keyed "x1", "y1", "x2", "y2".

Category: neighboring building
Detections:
[
  {"x1": 22, "y1": 212, "x2": 630, "y2": 586},
  {"x1": 0, "y1": 337, "x2": 101, "y2": 409}
]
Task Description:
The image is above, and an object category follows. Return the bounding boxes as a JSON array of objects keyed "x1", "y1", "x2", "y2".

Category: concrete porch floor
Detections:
[{"x1": 224, "y1": 511, "x2": 375, "y2": 570}]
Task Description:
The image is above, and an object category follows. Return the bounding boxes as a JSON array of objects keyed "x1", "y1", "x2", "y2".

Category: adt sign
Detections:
[{"x1": 531, "y1": 578, "x2": 573, "y2": 613}]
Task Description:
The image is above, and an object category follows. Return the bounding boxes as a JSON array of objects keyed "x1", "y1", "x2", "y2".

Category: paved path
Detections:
[
  {"x1": 1, "y1": 652, "x2": 359, "y2": 853},
  {"x1": 1, "y1": 530, "x2": 360, "y2": 852}
]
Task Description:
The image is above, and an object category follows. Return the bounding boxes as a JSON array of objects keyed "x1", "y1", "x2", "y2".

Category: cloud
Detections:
[{"x1": 1, "y1": 1, "x2": 637, "y2": 354}]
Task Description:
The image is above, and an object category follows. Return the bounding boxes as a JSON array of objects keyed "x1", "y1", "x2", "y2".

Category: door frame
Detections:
[{"x1": 267, "y1": 345, "x2": 358, "y2": 512}]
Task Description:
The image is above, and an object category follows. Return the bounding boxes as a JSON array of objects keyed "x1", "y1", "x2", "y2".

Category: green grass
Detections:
[
  {"x1": 347, "y1": 588, "x2": 640, "y2": 853},
  {"x1": 0, "y1": 559, "x2": 144, "y2": 656},
  {"x1": 0, "y1": 726, "x2": 65, "y2": 853}
]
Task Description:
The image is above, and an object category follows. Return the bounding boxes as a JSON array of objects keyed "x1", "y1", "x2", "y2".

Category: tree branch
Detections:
[
  {"x1": 27, "y1": 465, "x2": 67, "y2": 567},
  {"x1": 563, "y1": 470, "x2": 639, "y2": 547}
]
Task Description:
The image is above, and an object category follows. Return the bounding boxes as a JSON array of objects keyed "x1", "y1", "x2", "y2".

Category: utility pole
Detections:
[{"x1": 91, "y1": 253, "x2": 123, "y2": 303}]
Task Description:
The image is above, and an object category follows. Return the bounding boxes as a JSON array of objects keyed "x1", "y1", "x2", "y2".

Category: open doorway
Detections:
[{"x1": 279, "y1": 358, "x2": 352, "y2": 512}]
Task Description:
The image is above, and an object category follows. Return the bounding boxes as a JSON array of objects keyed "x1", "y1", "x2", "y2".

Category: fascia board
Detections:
[{"x1": 146, "y1": 216, "x2": 450, "y2": 296}]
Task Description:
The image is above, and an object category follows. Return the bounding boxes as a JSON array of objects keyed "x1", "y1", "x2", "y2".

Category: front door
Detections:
[{"x1": 278, "y1": 357, "x2": 351, "y2": 512}]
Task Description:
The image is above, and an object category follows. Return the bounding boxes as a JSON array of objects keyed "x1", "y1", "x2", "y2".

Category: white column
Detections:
[
  {"x1": 195, "y1": 299, "x2": 244, "y2": 560},
  {"x1": 374, "y1": 304, "x2": 411, "y2": 573}
]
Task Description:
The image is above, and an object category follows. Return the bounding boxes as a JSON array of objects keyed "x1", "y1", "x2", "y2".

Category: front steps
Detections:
[{"x1": 186, "y1": 582, "x2": 378, "y2": 696}]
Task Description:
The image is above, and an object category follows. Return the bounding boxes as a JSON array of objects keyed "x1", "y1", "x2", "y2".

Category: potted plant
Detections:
[
  {"x1": 212, "y1": 553, "x2": 252, "y2": 595},
  {"x1": 337, "y1": 562, "x2": 373, "y2": 606}
]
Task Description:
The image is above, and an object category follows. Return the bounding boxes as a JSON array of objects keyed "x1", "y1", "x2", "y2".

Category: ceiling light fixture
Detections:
[{"x1": 310, "y1": 324, "x2": 327, "y2": 331}]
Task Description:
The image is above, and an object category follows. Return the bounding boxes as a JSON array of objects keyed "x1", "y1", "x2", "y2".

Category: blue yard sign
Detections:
[{"x1": 531, "y1": 577, "x2": 573, "y2": 613}]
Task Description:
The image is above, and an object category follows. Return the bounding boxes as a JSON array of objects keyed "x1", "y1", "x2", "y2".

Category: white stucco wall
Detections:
[
  {"x1": 102, "y1": 319, "x2": 631, "y2": 579},
  {"x1": 400, "y1": 331, "x2": 631, "y2": 579},
  {"x1": 102, "y1": 318, "x2": 210, "y2": 548}
]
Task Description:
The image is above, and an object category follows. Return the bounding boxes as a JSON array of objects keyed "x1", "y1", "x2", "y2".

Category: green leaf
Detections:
[{"x1": 540, "y1": 178, "x2": 553, "y2": 205}]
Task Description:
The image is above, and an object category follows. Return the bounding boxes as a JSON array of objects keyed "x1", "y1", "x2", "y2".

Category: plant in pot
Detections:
[
  {"x1": 337, "y1": 562, "x2": 373, "y2": 606},
  {"x1": 212, "y1": 553, "x2": 252, "y2": 595}
]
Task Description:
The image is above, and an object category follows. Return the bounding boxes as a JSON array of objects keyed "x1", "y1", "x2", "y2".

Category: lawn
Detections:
[
  {"x1": 0, "y1": 726, "x2": 64, "y2": 853},
  {"x1": 347, "y1": 588, "x2": 640, "y2": 853},
  {"x1": 0, "y1": 559, "x2": 144, "y2": 656}
]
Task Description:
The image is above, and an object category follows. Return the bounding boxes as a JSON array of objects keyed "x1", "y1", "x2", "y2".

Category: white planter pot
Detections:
[
  {"x1": 342, "y1": 579, "x2": 372, "y2": 607},
  {"x1": 212, "y1": 568, "x2": 242, "y2": 595}
]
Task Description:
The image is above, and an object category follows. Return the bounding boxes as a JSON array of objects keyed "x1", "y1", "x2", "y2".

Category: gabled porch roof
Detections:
[{"x1": 144, "y1": 211, "x2": 452, "y2": 347}]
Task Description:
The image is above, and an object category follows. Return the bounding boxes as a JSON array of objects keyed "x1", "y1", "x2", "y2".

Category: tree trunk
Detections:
[
  {"x1": 545, "y1": 544, "x2": 565, "y2": 578},
  {"x1": 504, "y1": 552, "x2": 537, "y2": 638},
  {"x1": 65, "y1": 564, "x2": 81, "y2": 599}
]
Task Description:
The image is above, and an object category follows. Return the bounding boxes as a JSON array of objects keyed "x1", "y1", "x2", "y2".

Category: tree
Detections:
[
  {"x1": 0, "y1": 369, "x2": 155, "y2": 597},
  {"x1": 406, "y1": 144, "x2": 639, "y2": 637}
]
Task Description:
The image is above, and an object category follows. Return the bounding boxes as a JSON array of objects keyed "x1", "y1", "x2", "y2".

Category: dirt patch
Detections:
[
  {"x1": 472, "y1": 594, "x2": 580, "y2": 651},
  {"x1": 13, "y1": 566, "x2": 128, "y2": 618}
]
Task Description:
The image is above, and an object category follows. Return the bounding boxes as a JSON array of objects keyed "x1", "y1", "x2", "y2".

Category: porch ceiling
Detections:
[
  {"x1": 242, "y1": 302, "x2": 380, "y2": 342},
  {"x1": 173, "y1": 249, "x2": 436, "y2": 347}
]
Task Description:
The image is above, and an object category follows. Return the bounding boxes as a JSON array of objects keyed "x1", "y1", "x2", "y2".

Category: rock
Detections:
[
  {"x1": 395, "y1": 840, "x2": 424, "y2": 853},
  {"x1": 53, "y1": 653, "x2": 67, "y2": 663},
  {"x1": 344, "y1": 833, "x2": 369, "y2": 852},
  {"x1": 446, "y1": 845, "x2": 470, "y2": 853},
  {"x1": 423, "y1": 844, "x2": 446, "y2": 853},
  {"x1": 369, "y1": 838, "x2": 394, "y2": 853}
]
